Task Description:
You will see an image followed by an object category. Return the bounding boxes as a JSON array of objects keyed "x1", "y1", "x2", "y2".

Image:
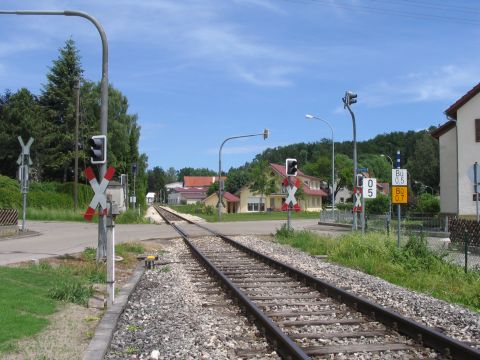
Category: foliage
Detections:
[
  {"x1": 414, "y1": 193, "x2": 440, "y2": 214},
  {"x1": 249, "y1": 159, "x2": 277, "y2": 210},
  {"x1": 274, "y1": 230, "x2": 480, "y2": 311},
  {"x1": 0, "y1": 39, "x2": 148, "y2": 203},
  {"x1": 365, "y1": 193, "x2": 390, "y2": 214},
  {"x1": 225, "y1": 166, "x2": 251, "y2": 194},
  {"x1": 254, "y1": 129, "x2": 439, "y2": 195},
  {"x1": 115, "y1": 209, "x2": 149, "y2": 224},
  {"x1": 49, "y1": 278, "x2": 93, "y2": 306},
  {"x1": 177, "y1": 167, "x2": 216, "y2": 181}
]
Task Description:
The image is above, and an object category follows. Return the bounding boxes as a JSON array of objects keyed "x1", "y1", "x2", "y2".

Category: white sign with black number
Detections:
[
  {"x1": 363, "y1": 178, "x2": 377, "y2": 199},
  {"x1": 392, "y1": 169, "x2": 407, "y2": 186}
]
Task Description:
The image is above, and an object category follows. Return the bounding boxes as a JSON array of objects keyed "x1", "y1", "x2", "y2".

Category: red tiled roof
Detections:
[
  {"x1": 223, "y1": 192, "x2": 240, "y2": 202},
  {"x1": 183, "y1": 176, "x2": 225, "y2": 187},
  {"x1": 430, "y1": 120, "x2": 456, "y2": 139},
  {"x1": 174, "y1": 187, "x2": 206, "y2": 194},
  {"x1": 270, "y1": 163, "x2": 305, "y2": 178},
  {"x1": 303, "y1": 188, "x2": 328, "y2": 196},
  {"x1": 445, "y1": 82, "x2": 480, "y2": 120}
]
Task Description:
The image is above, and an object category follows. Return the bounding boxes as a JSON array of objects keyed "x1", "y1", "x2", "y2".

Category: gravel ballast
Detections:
[
  {"x1": 233, "y1": 235, "x2": 480, "y2": 350},
  {"x1": 105, "y1": 234, "x2": 479, "y2": 359}
]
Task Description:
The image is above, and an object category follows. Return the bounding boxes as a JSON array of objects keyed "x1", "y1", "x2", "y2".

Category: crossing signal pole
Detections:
[{"x1": 342, "y1": 91, "x2": 358, "y2": 230}]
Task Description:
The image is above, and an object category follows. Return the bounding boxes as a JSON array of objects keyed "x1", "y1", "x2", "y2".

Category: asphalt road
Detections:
[{"x1": 0, "y1": 219, "x2": 349, "y2": 265}]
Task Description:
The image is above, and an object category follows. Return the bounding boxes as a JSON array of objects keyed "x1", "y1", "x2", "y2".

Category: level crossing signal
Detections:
[
  {"x1": 88, "y1": 135, "x2": 107, "y2": 164},
  {"x1": 285, "y1": 158, "x2": 298, "y2": 176}
]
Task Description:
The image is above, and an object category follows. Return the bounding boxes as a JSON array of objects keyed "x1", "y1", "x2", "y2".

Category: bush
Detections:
[
  {"x1": 365, "y1": 194, "x2": 390, "y2": 215},
  {"x1": 414, "y1": 193, "x2": 440, "y2": 214},
  {"x1": 115, "y1": 209, "x2": 148, "y2": 224},
  {"x1": 336, "y1": 202, "x2": 353, "y2": 211},
  {"x1": 49, "y1": 278, "x2": 93, "y2": 306}
]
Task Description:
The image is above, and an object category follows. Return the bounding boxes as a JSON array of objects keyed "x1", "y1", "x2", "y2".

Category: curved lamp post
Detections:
[
  {"x1": 0, "y1": 10, "x2": 109, "y2": 261},
  {"x1": 218, "y1": 129, "x2": 269, "y2": 221},
  {"x1": 305, "y1": 114, "x2": 335, "y2": 219}
]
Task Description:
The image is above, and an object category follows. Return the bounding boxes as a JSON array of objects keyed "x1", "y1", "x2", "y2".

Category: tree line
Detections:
[
  {"x1": 0, "y1": 39, "x2": 148, "y2": 202},
  {"x1": 147, "y1": 128, "x2": 440, "y2": 204}
]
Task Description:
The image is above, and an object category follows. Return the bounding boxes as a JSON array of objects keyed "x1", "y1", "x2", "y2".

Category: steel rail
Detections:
[
  {"x1": 156, "y1": 206, "x2": 480, "y2": 359},
  {"x1": 171, "y1": 223, "x2": 310, "y2": 360}
]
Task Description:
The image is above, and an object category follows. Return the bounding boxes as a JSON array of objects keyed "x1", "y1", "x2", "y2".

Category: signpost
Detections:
[
  {"x1": 282, "y1": 177, "x2": 301, "y2": 230},
  {"x1": 392, "y1": 151, "x2": 406, "y2": 247},
  {"x1": 17, "y1": 136, "x2": 34, "y2": 232},
  {"x1": 363, "y1": 178, "x2": 377, "y2": 199},
  {"x1": 84, "y1": 165, "x2": 116, "y2": 307}
]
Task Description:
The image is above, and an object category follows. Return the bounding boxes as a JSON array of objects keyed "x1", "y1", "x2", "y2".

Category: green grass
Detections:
[
  {"x1": 24, "y1": 207, "x2": 148, "y2": 224},
  {"x1": 26, "y1": 207, "x2": 87, "y2": 222},
  {"x1": 0, "y1": 242, "x2": 146, "y2": 353},
  {"x1": 275, "y1": 227, "x2": 480, "y2": 311},
  {"x1": 170, "y1": 205, "x2": 320, "y2": 222}
]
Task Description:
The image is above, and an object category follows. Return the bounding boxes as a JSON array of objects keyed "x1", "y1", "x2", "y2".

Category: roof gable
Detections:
[
  {"x1": 183, "y1": 176, "x2": 225, "y2": 187},
  {"x1": 445, "y1": 82, "x2": 480, "y2": 120}
]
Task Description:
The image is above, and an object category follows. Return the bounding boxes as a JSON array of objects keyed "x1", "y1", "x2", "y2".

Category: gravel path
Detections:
[{"x1": 233, "y1": 235, "x2": 480, "y2": 350}]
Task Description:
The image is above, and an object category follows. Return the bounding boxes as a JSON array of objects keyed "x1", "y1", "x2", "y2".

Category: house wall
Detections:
[
  {"x1": 203, "y1": 193, "x2": 227, "y2": 213},
  {"x1": 238, "y1": 187, "x2": 265, "y2": 213},
  {"x1": 457, "y1": 93, "x2": 480, "y2": 215},
  {"x1": 439, "y1": 127, "x2": 458, "y2": 214}
]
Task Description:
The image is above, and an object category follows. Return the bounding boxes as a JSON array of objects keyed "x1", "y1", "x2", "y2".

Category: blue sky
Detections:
[{"x1": 1, "y1": 0, "x2": 479, "y2": 171}]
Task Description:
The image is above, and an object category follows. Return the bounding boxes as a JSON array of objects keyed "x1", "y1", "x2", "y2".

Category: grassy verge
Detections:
[
  {"x1": 0, "y1": 242, "x2": 145, "y2": 353},
  {"x1": 25, "y1": 207, "x2": 149, "y2": 224},
  {"x1": 170, "y1": 205, "x2": 320, "y2": 222},
  {"x1": 275, "y1": 226, "x2": 480, "y2": 311}
]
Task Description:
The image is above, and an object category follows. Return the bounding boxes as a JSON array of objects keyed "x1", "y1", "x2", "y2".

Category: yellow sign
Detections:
[{"x1": 392, "y1": 186, "x2": 408, "y2": 204}]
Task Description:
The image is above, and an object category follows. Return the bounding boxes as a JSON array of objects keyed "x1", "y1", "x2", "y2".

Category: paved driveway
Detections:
[{"x1": 0, "y1": 219, "x2": 349, "y2": 265}]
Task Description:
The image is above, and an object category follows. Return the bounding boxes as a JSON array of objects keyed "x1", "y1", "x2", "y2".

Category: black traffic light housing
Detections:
[
  {"x1": 286, "y1": 158, "x2": 298, "y2": 176},
  {"x1": 356, "y1": 173, "x2": 364, "y2": 188},
  {"x1": 88, "y1": 135, "x2": 107, "y2": 164},
  {"x1": 343, "y1": 91, "x2": 358, "y2": 107},
  {"x1": 263, "y1": 128, "x2": 269, "y2": 140}
]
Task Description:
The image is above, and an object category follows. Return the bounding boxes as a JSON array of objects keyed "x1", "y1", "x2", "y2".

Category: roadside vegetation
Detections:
[
  {"x1": 170, "y1": 204, "x2": 320, "y2": 222},
  {"x1": 0, "y1": 242, "x2": 145, "y2": 354},
  {"x1": 275, "y1": 226, "x2": 480, "y2": 312}
]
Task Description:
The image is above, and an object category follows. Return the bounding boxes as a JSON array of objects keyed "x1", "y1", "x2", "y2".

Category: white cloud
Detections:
[
  {"x1": 361, "y1": 65, "x2": 480, "y2": 107},
  {"x1": 234, "y1": 65, "x2": 297, "y2": 87}
]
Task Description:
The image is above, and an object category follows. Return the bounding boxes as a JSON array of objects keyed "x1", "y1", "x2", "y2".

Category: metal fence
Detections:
[
  {"x1": 319, "y1": 210, "x2": 479, "y2": 272},
  {"x1": 0, "y1": 208, "x2": 18, "y2": 237}
]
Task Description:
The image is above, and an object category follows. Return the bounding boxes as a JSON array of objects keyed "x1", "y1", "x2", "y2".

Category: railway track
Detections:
[{"x1": 153, "y1": 205, "x2": 480, "y2": 359}]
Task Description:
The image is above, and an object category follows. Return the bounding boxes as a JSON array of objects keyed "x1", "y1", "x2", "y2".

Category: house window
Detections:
[
  {"x1": 476, "y1": 119, "x2": 480, "y2": 142},
  {"x1": 247, "y1": 197, "x2": 265, "y2": 212}
]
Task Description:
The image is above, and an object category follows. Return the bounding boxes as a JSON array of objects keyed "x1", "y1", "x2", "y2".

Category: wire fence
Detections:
[{"x1": 319, "y1": 210, "x2": 480, "y2": 273}]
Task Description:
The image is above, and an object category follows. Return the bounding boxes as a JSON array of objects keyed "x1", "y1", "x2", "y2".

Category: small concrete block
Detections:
[{"x1": 88, "y1": 296, "x2": 106, "y2": 309}]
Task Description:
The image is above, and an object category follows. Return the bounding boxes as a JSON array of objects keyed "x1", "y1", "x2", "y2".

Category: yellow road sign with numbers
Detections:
[{"x1": 392, "y1": 186, "x2": 408, "y2": 204}]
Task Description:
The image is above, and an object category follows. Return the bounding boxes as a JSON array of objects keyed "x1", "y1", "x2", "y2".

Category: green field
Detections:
[
  {"x1": 0, "y1": 243, "x2": 145, "y2": 354},
  {"x1": 275, "y1": 227, "x2": 480, "y2": 312},
  {"x1": 170, "y1": 204, "x2": 320, "y2": 222}
]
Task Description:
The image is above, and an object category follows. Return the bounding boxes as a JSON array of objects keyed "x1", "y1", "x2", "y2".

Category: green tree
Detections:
[
  {"x1": 39, "y1": 39, "x2": 84, "y2": 181},
  {"x1": 249, "y1": 160, "x2": 277, "y2": 211},
  {"x1": 405, "y1": 133, "x2": 439, "y2": 191},
  {"x1": 225, "y1": 166, "x2": 250, "y2": 194},
  {"x1": 165, "y1": 167, "x2": 177, "y2": 183}
]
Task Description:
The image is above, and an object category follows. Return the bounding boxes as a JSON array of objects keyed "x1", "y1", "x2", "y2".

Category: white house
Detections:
[
  {"x1": 432, "y1": 83, "x2": 480, "y2": 216},
  {"x1": 146, "y1": 192, "x2": 155, "y2": 205}
]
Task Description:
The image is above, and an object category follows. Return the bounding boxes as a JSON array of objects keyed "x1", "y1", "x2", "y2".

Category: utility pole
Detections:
[{"x1": 74, "y1": 79, "x2": 80, "y2": 211}]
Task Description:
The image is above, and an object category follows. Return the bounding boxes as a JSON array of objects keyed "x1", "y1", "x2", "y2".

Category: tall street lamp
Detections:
[
  {"x1": 305, "y1": 114, "x2": 335, "y2": 219},
  {"x1": 0, "y1": 10, "x2": 109, "y2": 261},
  {"x1": 218, "y1": 129, "x2": 269, "y2": 221},
  {"x1": 381, "y1": 154, "x2": 393, "y2": 219},
  {"x1": 342, "y1": 91, "x2": 358, "y2": 230}
]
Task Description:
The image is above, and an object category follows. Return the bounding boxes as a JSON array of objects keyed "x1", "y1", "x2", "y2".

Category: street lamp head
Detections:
[
  {"x1": 305, "y1": 114, "x2": 314, "y2": 119},
  {"x1": 263, "y1": 128, "x2": 269, "y2": 140}
]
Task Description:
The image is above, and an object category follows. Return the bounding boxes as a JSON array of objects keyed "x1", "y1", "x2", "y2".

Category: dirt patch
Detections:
[
  {"x1": 2, "y1": 303, "x2": 102, "y2": 360},
  {"x1": 2, "y1": 240, "x2": 169, "y2": 359}
]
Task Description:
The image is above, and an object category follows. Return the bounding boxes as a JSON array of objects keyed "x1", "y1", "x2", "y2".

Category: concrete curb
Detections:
[
  {"x1": 317, "y1": 221, "x2": 352, "y2": 229},
  {"x1": 83, "y1": 263, "x2": 145, "y2": 360}
]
